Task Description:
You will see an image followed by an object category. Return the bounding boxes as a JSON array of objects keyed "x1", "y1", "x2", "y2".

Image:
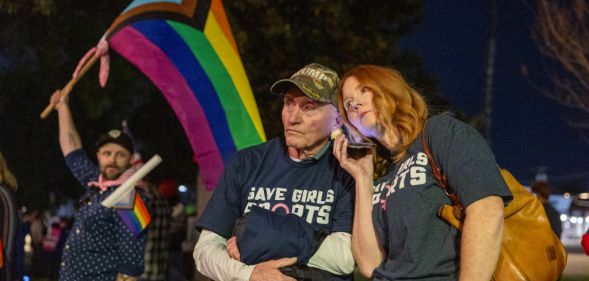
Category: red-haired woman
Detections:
[{"x1": 332, "y1": 65, "x2": 512, "y2": 281}]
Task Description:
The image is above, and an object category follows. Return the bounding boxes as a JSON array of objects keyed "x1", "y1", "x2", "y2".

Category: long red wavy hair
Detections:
[{"x1": 337, "y1": 65, "x2": 429, "y2": 164}]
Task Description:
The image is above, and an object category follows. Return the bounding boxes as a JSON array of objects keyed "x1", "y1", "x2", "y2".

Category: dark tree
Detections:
[
  {"x1": 526, "y1": 0, "x2": 589, "y2": 137},
  {"x1": 225, "y1": 0, "x2": 446, "y2": 136}
]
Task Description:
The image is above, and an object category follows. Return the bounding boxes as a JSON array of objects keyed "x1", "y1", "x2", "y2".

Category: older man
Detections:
[{"x1": 194, "y1": 63, "x2": 355, "y2": 281}]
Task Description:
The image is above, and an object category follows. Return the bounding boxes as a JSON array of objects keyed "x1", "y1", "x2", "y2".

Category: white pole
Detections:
[{"x1": 101, "y1": 154, "x2": 162, "y2": 208}]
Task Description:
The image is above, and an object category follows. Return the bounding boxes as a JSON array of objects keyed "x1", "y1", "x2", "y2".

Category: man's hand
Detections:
[
  {"x1": 116, "y1": 273, "x2": 136, "y2": 281},
  {"x1": 226, "y1": 236, "x2": 241, "y2": 260},
  {"x1": 50, "y1": 89, "x2": 69, "y2": 111},
  {"x1": 249, "y1": 257, "x2": 298, "y2": 281}
]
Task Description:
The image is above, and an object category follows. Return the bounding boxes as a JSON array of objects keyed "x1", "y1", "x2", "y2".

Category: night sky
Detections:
[{"x1": 399, "y1": 0, "x2": 589, "y2": 191}]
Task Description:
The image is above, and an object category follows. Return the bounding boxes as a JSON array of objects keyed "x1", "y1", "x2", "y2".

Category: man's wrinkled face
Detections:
[
  {"x1": 281, "y1": 88, "x2": 339, "y2": 151},
  {"x1": 96, "y1": 143, "x2": 132, "y2": 180}
]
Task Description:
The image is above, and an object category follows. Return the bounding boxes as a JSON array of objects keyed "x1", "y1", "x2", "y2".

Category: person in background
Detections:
[
  {"x1": 138, "y1": 178, "x2": 171, "y2": 281},
  {"x1": 333, "y1": 64, "x2": 512, "y2": 280},
  {"x1": 121, "y1": 120, "x2": 172, "y2": 281},
  {"x1": 27, "y1": 210, "x2": 47, "y2": 278},
  {"x1": 43, "y1": 215, "x2": 64, "y2": 279},
  {"x1": 13, "y1": 208, "x2": 27, "y2": 281},
  {"x1": 582, "y1": 228, "x2": 589, "y2": 256},
  {"x1": 159, "y1": 179, "x2": 187, "y2": 281},
  {"x1": 50, "y1": 90, "x2": 148, "y2": 281},
  {"x1": 531, "y1": 181, "x2": 562, "y2": 238},
  {"x1": 0, "y1": 150, "x2": 18, "y2": 281}
]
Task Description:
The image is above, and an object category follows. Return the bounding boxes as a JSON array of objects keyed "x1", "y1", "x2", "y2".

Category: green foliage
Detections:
[
  {"x1": 0, "y1": 0, "x2": 55, "y2": 15},
  {"x1": 0, "y1": 0, "x2": 447, "y2": 209}
]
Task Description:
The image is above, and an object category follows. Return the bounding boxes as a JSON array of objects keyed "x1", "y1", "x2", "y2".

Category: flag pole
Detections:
[
  {"x1": 101, "y1": 154, "x2": 162, "y2": 208},
  {"x1": 39, "y1": 52, "x2": 100, "y2": 119}
]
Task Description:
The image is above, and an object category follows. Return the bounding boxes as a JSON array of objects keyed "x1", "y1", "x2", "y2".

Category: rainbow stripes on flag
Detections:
[
  {"x1": 104, "y1": 0, "x2": 266, "y2": 191},
  {"x1": 115, "y1": 191, "x2": 151, "y2": 237}
]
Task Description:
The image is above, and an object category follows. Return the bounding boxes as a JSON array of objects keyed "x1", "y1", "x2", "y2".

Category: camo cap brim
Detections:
[{"x1": 270, "y1": 63, "x2": 340, "y2": 106}]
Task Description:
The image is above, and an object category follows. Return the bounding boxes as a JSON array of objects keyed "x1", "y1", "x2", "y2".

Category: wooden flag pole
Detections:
[{"x1": 39, "y1": 52, "x2": 101, "y2": 119}]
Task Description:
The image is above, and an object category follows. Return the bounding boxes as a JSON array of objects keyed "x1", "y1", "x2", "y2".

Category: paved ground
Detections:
[
  {"x1": 562, "y1": 246, "x2": 589, "y2": 281},
  {"x1": 351, "y1": 246, "x2": 589, "y2": 281},
  {"x1": 192, "y1": 246, "x2": 589, "y2": 281}
]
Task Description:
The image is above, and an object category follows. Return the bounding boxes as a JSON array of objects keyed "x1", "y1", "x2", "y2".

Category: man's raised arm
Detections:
[{"x1": 50, "y1": 89, "x2": 82, "y2": 156}]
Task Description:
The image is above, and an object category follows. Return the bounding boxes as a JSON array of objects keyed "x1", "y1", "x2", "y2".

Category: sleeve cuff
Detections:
[{"x1": 116, "y1": 264, "x2": 144, "y2": 277}]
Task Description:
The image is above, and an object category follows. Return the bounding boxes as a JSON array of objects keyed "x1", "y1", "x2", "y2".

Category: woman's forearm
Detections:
[
  {"x1": 459, "y1": 196, "x2": 504, "y2": 281},
  {"x1": 351, "y1": 177, "x2": 384, "y2": 278}
]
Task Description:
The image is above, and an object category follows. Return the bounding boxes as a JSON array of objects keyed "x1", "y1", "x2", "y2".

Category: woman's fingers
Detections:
[{"x1": 333, "y1": 135, "x2": 346, "y2": 162}]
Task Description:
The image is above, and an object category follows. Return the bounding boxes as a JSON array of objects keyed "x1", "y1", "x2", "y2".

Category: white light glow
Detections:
[
  {"x1": 24, "y1": 234, "x2": 32, "y2": 253},
  {"x1": 178, "y1": 185, "x2": 188, "y2": 193}
]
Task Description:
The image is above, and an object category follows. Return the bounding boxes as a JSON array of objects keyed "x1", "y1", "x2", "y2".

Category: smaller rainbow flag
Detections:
[{"x1": 115, "y1": 191, "x2": 151, "y2": 237}]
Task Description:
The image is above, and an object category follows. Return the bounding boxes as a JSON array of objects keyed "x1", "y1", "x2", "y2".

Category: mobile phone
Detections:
[
  {"x1": 347, "y1": 142, "x2": 375, "y2": 159},
  {"x1": 331, "y1": 126, "x2": 375, "y2": 159}
]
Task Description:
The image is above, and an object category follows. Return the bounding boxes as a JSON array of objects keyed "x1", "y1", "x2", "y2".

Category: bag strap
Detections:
[{"x1": 420, "y1": 120, "x2": 463, "y2": 210}]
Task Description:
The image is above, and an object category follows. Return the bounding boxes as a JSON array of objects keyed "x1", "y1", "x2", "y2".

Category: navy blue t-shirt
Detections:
[
  {"x1": 196, "y1": 138, "x2": 355, "y2": 279},
  {"x1": 371, "y1": 114, "x2": 512, "y2": 280},
  {"x1": 197, "y1": 137, "x2": 354, "y2": 237}
]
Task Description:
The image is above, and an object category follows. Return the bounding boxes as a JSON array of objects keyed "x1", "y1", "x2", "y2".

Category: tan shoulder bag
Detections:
[{"x1": 421, "y1": 125, "x2": 567, "y2": 281}]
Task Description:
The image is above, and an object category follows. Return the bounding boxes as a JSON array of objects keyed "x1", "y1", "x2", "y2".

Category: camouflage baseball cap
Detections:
[{"x1": 270, "y1": 63, "x2": 340, "y2": 106}]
